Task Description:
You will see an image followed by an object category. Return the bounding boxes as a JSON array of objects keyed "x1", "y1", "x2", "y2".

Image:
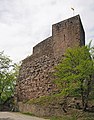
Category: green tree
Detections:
[
  {"x1": 54, "y1": 46, "x2": 94, "y2": 111},
  {"x1": 0, "y1": 51, "x2": 19, "y2": 110}
]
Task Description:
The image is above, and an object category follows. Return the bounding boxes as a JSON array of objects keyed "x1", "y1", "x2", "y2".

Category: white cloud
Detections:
[{"x1": 0, "y1": 0, "x2": 94, "y2": 62}]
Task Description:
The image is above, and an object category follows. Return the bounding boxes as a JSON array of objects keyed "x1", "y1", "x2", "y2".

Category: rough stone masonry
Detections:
[{"x1": 16, "y1": 15, "x2": 85, "y2": 102}]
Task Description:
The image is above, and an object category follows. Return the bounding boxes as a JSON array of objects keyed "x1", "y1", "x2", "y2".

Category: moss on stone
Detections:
[{"x1": 26, "y1": 93, "x2": 64, "y2": 106}]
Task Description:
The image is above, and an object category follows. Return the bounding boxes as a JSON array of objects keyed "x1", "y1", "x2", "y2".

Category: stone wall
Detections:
[
  {"x1": 18, "y1": 102, "x2": 65, "y2": 117},
  {"x1": 17, "y1": 55, "x2": 57, "y2": 101},
  {"x1": 33, "y1": 37, "x2": 53, "y2": 58},
  {"x1": 52, "y1": 15, "x2": 85, "y2": 59},
  {"x1": 16, "y1": 15, "x2": 85, "y2": 102}
]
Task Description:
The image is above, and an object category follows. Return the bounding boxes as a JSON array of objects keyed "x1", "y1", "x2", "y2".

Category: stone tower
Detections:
[{"x1": 16, "y1": 15, "x2": 85, "y2": 102}]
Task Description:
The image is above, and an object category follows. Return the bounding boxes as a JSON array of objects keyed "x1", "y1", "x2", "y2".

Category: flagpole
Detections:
[{"x1": 71, "y1": 8, "x2": 74, "y2": 16}]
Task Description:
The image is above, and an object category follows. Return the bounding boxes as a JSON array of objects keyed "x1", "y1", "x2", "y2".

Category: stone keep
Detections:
[{"x1": 16, "y1": 15, "x2": 85, "y2": 102}]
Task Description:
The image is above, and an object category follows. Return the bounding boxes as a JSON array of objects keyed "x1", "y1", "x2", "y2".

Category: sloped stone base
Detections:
[{"x1": 18, "y1": 102, "x2": 65, "y2": 117}]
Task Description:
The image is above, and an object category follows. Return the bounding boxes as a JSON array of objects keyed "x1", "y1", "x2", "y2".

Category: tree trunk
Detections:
[
  {"x1": 80, "y1": 80, "x2": 85, "y2": 110},
  {"x1": 83, "y1": 77, "x2": 92, "y2": 111}
]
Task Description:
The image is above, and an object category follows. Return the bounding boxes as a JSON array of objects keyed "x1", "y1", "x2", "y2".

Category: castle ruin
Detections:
[{"x1": 16, "y1": 15, "x2": 85, "y2": 102}]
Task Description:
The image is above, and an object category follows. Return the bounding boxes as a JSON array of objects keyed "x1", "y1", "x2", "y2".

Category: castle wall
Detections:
[
  {"x1": 52, "y1": 15, "x2": 85, "y2": 59},
  {"x1": 16, "y1": 15, "x2": 85, "y2": 102},
  {"x1": 33, "y1": 37, "x2": 54, "y2": 58},
  {"x1": 17, "y1": 55, "x2": 57, "y2": 101}
]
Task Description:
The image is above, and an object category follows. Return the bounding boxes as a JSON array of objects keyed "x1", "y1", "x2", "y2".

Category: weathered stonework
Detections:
[
  {"x1": 18, "y1": 102, "x2": 66, "y2": 117},
  {"x1": 16, "y1": 15, "x2": 85, "y2": 102}
]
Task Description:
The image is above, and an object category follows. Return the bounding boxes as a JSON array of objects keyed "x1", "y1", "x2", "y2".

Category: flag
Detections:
[{"x1": 71, "y1": 8, "x2": 74, "y2": 11}]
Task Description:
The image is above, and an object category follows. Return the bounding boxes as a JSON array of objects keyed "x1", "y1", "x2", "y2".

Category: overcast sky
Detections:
[{"x1": 0, "y1": 0, "x2": 94, "y2": 62}]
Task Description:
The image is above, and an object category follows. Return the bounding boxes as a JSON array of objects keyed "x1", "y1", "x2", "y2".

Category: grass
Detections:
[
  {"x1": 49, "y1": 116, "x2": 77, "y2": 120},
  {"x1": 22, "y1": 112, "x2": 35, "y2": 116},
  {"x1": 49, "y1": 110, "x2": 80, "y2": 120},
  {"x1": 22, "y1": 107, "x2": 94, "y2": 120},
  {"x1": 26, "y1": 93, "x2": 64, "y2": 106},
  {"x1": 49, "y1": 111, "x2": 94, "y2": 120},
  {"x1": 24, "y1": 93, "x2": 94, "y2": 120}
]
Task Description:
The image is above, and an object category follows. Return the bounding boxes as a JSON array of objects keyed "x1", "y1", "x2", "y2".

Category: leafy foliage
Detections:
[
  {"x1": 0, "y1": 51, "x2": 19, "y2": 110},
  {"x1": 54, "y1": 46, "x2": 94, "y2": 110}
]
